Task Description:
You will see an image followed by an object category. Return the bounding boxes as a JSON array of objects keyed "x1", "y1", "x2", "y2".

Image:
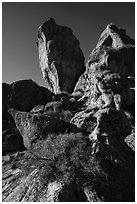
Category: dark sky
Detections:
[{"x1": 2, "y1": 2, "x2": 135, "y2": 86}]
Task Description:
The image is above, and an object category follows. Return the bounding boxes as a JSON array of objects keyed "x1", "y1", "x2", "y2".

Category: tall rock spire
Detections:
[{"x1": 37, "y1": 18, "x2": 85, "y2": 94}]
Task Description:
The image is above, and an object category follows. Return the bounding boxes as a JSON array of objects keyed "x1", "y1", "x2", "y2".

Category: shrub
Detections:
[{"x1": 19, "y1": 132, "x2": 105, "y2": 188}]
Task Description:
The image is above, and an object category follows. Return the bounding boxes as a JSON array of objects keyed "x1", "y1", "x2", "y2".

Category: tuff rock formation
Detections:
[
  {"x1": 74, "y1": 23, "x2": 135, "y2": 110},
  {"x1": 37, "y1": 18, "x2": 85, "y2": 94},
  {"x1": 2, "y1": 22, "x2": 135, "y2": 202},
  {"x1": 87, "y1": 23, "x2": 135, "y2": 76}
]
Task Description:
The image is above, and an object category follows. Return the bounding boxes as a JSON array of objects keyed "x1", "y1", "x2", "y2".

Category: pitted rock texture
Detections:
[
  {"x1": 37, "y1": 18, "x2": 85, "y2": 94},
  {"x1": 9, "y1": 108, "x2": 80, "y2": 149},
  {"x1": 74, "y1": 24, "x2": 135, "y2": 110},
  {"x1": 87, "y1": 23, "x2": 135, "y2": 76},
  {"x1": 74, "y1": 70, "x2": 134, "y2": 110}
]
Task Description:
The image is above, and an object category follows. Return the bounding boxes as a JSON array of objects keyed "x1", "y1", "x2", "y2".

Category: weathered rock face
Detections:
[
  {"x1": 37, "y1": 18, "x2": 85, "y2": 94},
  {"x1": 72, "y1": 24, "x2": 135, "y2": 152},
  {"x1": 70, "y1": 23, "x2": 135, "y2": 201},
  {"x1": 9, "y1": 108, "x2": 80, "y2": 149},
  {"x1": 95, "y1": 23, "x2": 134, "y2": 48},
  {"x1": 70, "y1": 108, "x2": 134, "y2": 201},
  {"x1": 74, "y1": 23, "x2": 135, "y2": 110},
  {"x1": 87, "y1": 23, "x2": 135, "y2": 76},
  {"x1": 75, "y1": 70, "x2": 134, "y2": 110}
]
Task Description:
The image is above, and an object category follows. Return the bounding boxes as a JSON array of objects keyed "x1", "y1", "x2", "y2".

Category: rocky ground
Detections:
[{"x1": 2, "y1": 19, "x2": 135, "y2": 202}]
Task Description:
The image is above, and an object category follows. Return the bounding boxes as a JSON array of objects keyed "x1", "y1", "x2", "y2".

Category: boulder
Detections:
[
  {"x1": 2, "y1": 128, "x2": 24, "y2": 153},
  {"x1": 41, "y1": 181, "x2": 87, "y2": 202},
  {"x1": 9, "y1": 109, "x2": 79, "y2": 149},
  {"x1": 2, "y1": 79, "x2": 54, "y2": 112},
  {"x1": 40, "y1": 181, "x2": 63, "y2": 202},
  {"x1": 125, "y1": 130, "x2": 135, "y2": 151},
  {"x1": 2, "y1": 104, "x2": 24, "y2": 153},
  {"x1": 2, "y1": 106, "x2": 15, "y2": 131},
  {"x1": 37, "y1": 18, "x2": 85, "y2": 94},
  {"x1": 87, "y1": 23, "x2": 135, "y2": 77},
  {"x1": 95, "y1": 23, "x2": 134, "y2": 48},
  {"x1": 10, "y1": 79, "x2": 52, "y2": 111}
]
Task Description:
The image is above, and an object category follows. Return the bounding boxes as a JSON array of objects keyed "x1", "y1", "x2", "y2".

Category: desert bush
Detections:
[{"x1": 18, "y1": 132, "x2": 106, "y2": 189}]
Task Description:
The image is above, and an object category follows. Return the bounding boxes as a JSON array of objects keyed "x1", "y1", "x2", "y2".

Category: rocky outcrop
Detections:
[
  {"x1": 11, "y1": 79, "x2": 53, "y2": 111},
  {"x1": 70, "y1": 23, "x2": 135, "y2": 201},
  {"x1": 2, "y1": 79, "x2": 54, "y2": 112},
  {"x1": 9, "y1": 108, "x2": 80, "y2": 149},
  {"x1": 2, "y1": 79, "x2": 54, "y2": 153},
  {"x1": 2, "y1": 22, "x2": 135, "y2": 202},
  {"x1": 74, "y1": 23, "x2": 135, "y2": 110},
  {"x1": 37, "y1": 18, "x2": 85, "y2": 94},
  {"x1": 87, "y1": 23, "x2": 135, "y2": 76},
  {"x1": 2, "y1": 95, "x2": 24, "y2": 153},
  {"x1": 74, "y1": 70, "x2": 134, "y2": 110},
  {"x1": 72, "y1": 24, "x2": 135, "y2": 152},
  {"x1": 2, "y1": 128, "x2": 134, "y2": 202},
  {"x1": 70, "y1": 109, "x2": 134, "y2": 201}
]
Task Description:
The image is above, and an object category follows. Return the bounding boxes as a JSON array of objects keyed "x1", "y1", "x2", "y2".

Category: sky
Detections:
[{"x1": 2, "y1": 2, "x2": 135, "y2": 86}]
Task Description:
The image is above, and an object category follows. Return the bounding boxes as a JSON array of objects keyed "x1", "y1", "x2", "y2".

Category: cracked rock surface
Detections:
[{"x1": 37, "y1": 18, "x2": 85, "y2": 94}]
